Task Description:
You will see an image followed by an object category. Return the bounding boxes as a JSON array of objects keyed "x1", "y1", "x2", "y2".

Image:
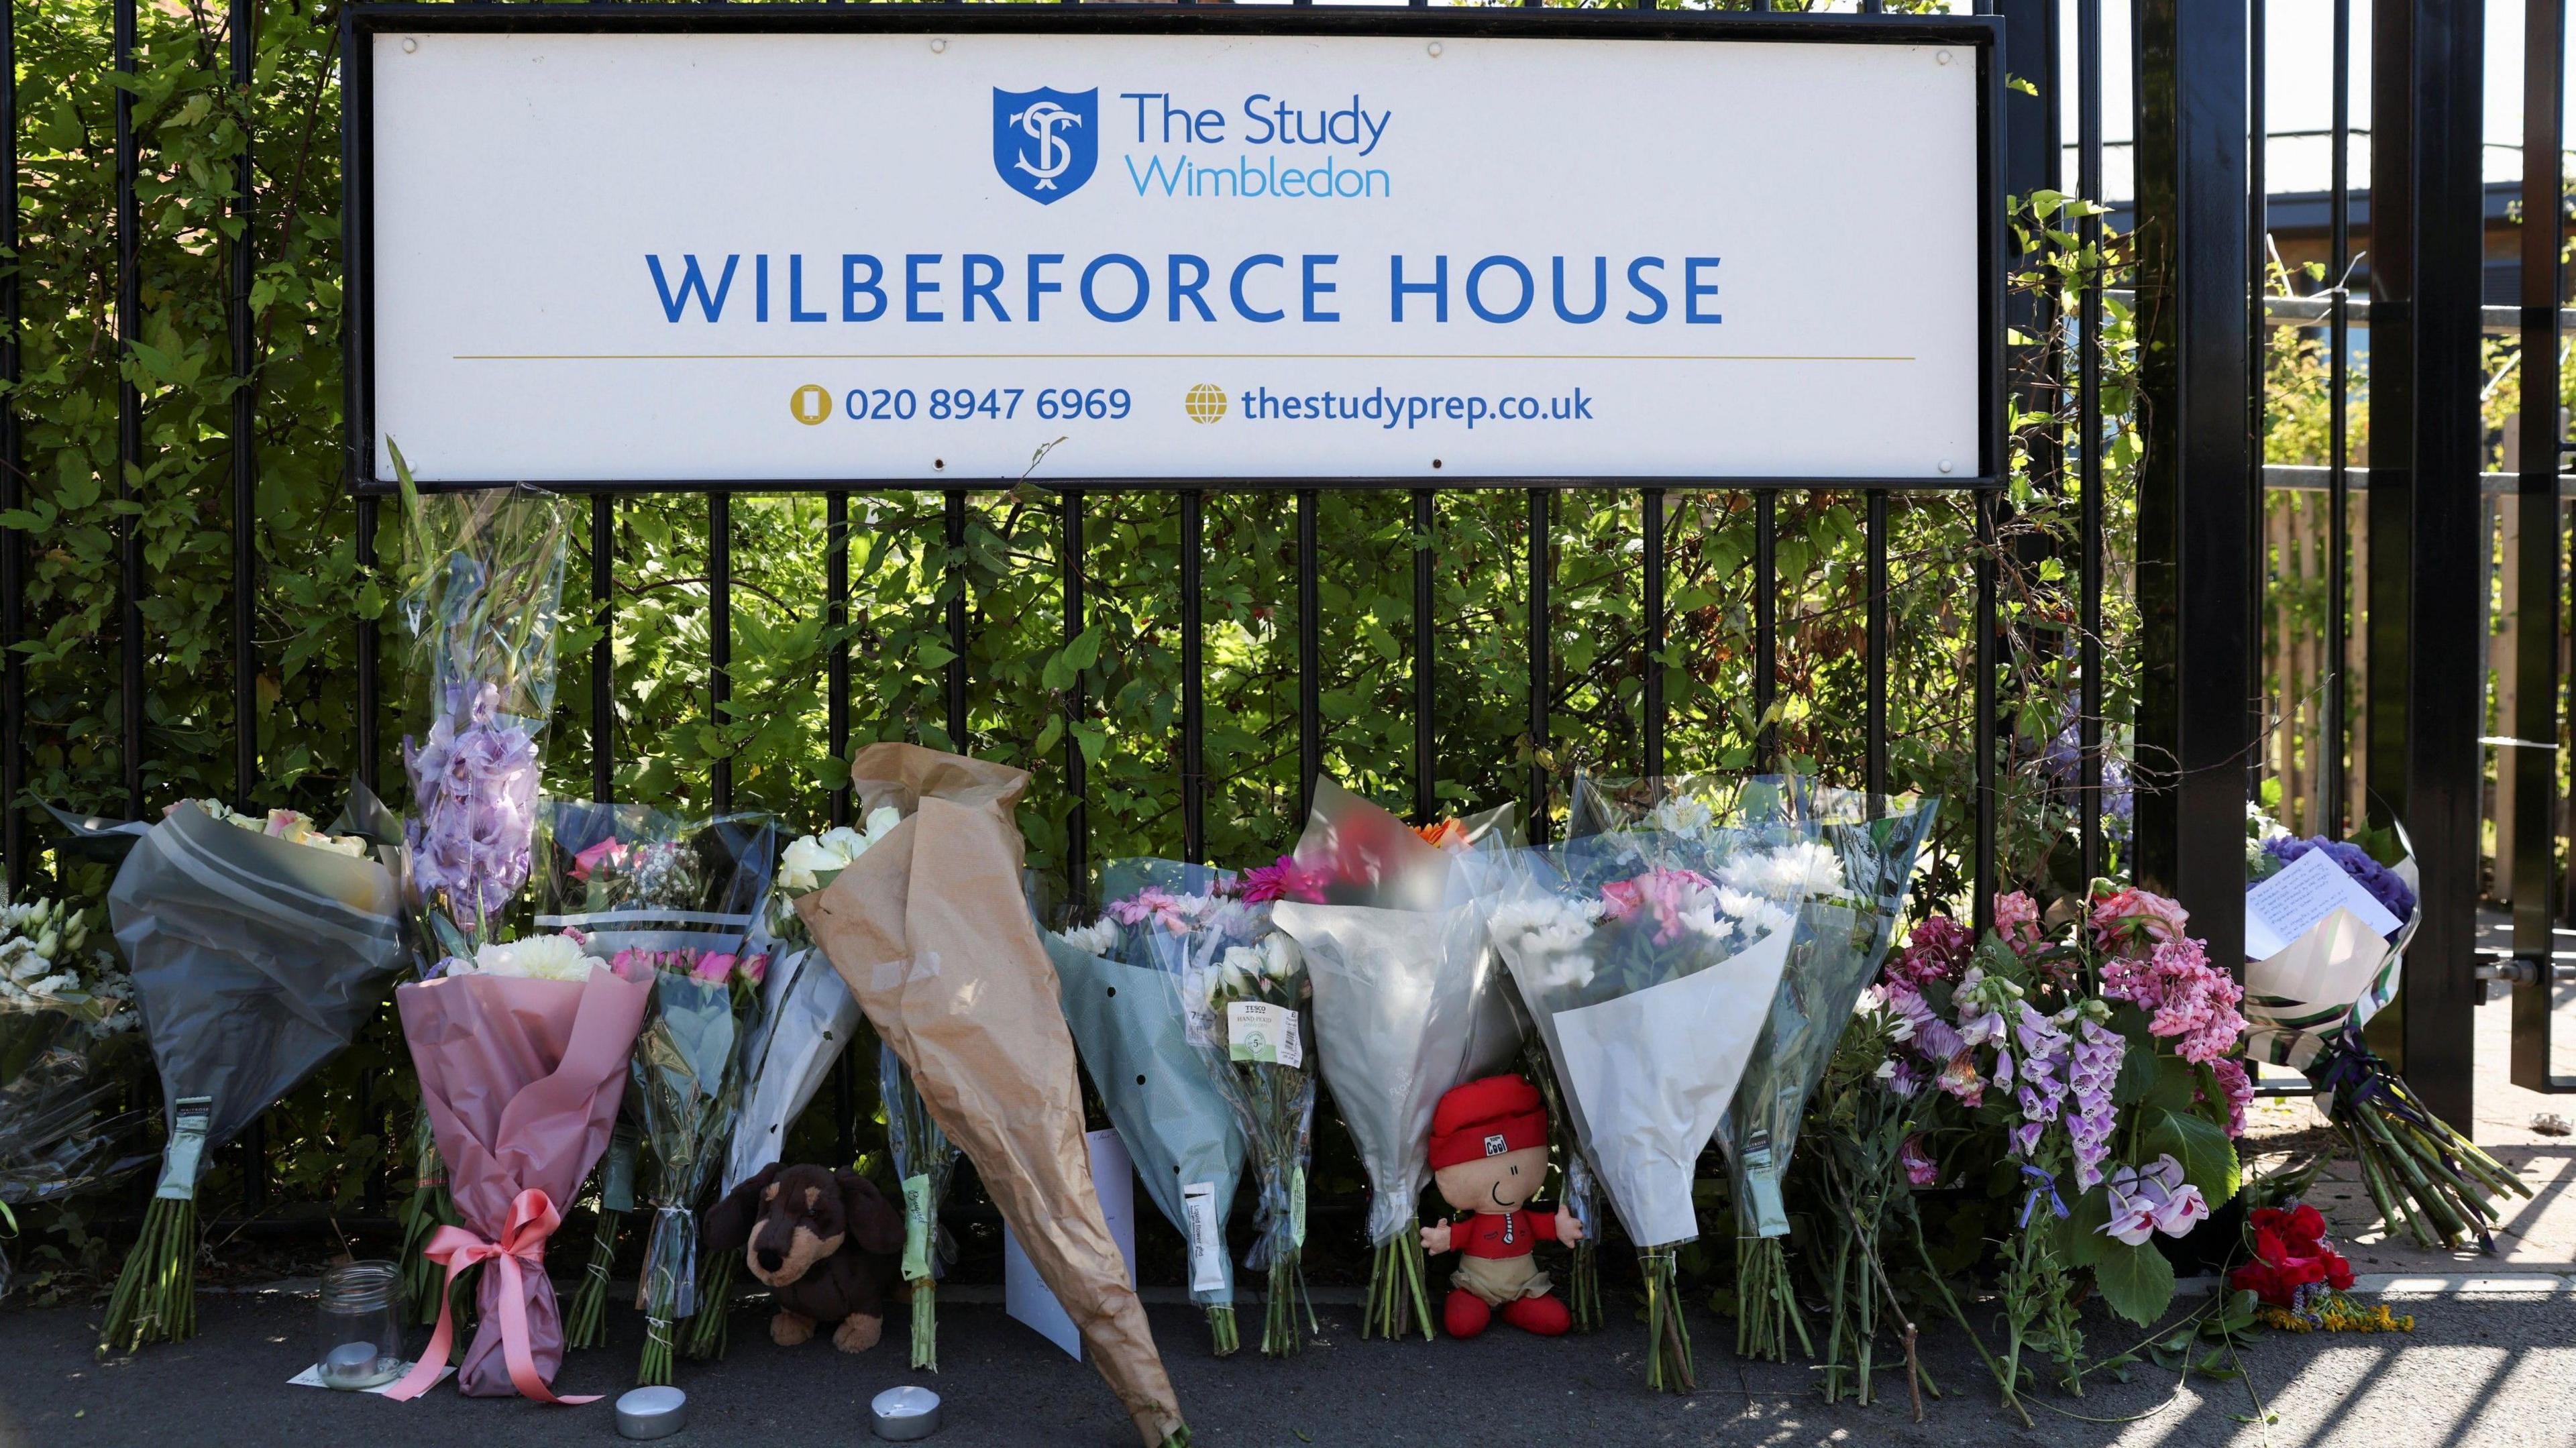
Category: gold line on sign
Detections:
[{"x1": 452, "y1": 351, "x2": 1916, "y2": 364}]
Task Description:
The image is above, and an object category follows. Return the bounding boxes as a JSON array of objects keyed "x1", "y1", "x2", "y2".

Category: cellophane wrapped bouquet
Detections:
[
  {"x1": 2241, "y1": 809, "x2": 2526, "y2": 1249},
  {"x1": 1472, "y1": 823, "x2": 1807, "y2": 1392},
  {"x1": 1267, "y1": 780, "x2": 1525, "y2": 1344},
  {"x1": 1573, "y1": 775, "x2": 1937, "y2": 1363},
  {"x1": 388, "y1": 461, "x2": 572, "y2": 1329},
  {"x1": 100, "y1": 799, "x2": 407, "y2": 1353},
  {"x1": 707, "y1": 807, "x2": 903, "y2": 1361},
  {"x1": 531, "y1": 803, "x2": 775, "y2": 1384},
  {"x1": 1882, "y1": 886, "x2": 2252, "y2": 1420},
  {"x1": 0, "y1": 896, "x2": 142, "y2": 1304},
  {"x1": 1050, "y1": 859, "x2": 1251, "y2": 1354},
  {"x1": 1155, "y1": 873, "x2": 1316, "y2": 1357}
]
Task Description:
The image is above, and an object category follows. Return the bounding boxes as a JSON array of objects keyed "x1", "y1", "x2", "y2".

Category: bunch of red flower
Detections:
[{"x1": 2229, "y1": 1203, "x2": 2355, "y2": 1307}]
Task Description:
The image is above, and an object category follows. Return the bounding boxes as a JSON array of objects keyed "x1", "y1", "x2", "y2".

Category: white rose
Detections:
[
  {"x1": 861, "y1": 805, "x2": 903, "y2": 843},
  {"x1": 779, "y1": 833, "x2": 838, "y2": 894}
]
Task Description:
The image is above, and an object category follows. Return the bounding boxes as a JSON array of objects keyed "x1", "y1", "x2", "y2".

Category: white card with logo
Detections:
[{"x1": 1226, "y1": 1000, "x2": 1302, "y2": 1069}]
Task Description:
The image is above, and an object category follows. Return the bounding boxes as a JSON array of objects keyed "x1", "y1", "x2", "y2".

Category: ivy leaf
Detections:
[{"x1": 2090, "y1": 1238, "x2": 2177, "y2": 1327}]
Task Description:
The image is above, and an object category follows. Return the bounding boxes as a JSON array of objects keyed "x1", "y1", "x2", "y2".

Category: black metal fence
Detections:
[{"x1": 0, "y1": 0, "x2": 2563, "y2": 1216}]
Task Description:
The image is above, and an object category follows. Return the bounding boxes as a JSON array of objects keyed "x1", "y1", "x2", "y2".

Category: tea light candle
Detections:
[
  {"x1": 614, "y1": 1386, "x2": 688, "y2": 1440},
  {"x1": 871, "y1": 1385, "x2": 943, "y2": 1441},
  {"x1": 318, "y1": 1341, "x2": 380, "y2": 1390}
]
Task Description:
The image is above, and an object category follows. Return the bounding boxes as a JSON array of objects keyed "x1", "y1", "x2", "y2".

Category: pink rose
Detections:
[
  {"x1": 571, "y1": 836, "x2": 625, "y2": 883},
  {"x1": 691, "y1": 952, "x2": 736, "y2": 984},
  {"x1": 609, "y1": 948, "x2": 654, "y2": 984},
  {"x1": 739, "y1": 953, "x2": 768, "y2": 986}
]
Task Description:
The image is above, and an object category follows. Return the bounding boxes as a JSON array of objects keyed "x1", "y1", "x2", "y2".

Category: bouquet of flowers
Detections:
[
  {"x1": 97, "y1": 797, "x2": 409, "y2": 1353},
  {"x1": 1882, "y1": 887, "x2": 2250, "y2": 1418},
  {"x1": 1153, "y1": 876, "x2": 1316, "y2": 1358},
  {"x1": 2241, "y1": 810, "x2": 2526, "y2": 1249},
  {"x1": 389, "y1": 465, "x2": 570, "y2": 1326},
  {"x1": 1568, "y1": 775, "x2": 1937, "y2": 1360},
  {"x1": 528, "y1": 801, "x2": 776, "y2": 1384},
  {"x1": 1051, "y1": 860, "x2": 1252, "y2": 1354},
  {"x1": 1473, "y1": 826, "x2": 1807, "y2": 1392},
  {"x1": 2229, "y1": 1199, "x2": 2412, "y2": 1333},
  {"x1": 1268, "y1": 779, "x2": 1525, "y2": 1344},
  {"x1": 384, "y1": 938, "x2": 651, "y2": 1402},
  {"x1": 0, "y1": 896, "x2": 143, "y2": 1303},
  {"x1": 708, "y1": 807, "x2": 904, "y2": 1360},
  {"x1": 799, "y1": 744, "x2": 1187, "y2": 1447}
]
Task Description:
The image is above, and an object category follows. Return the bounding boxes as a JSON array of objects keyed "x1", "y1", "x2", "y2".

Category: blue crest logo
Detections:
[{"x1": 993, "y1": 87, "x2": 1097, "y2": 204}]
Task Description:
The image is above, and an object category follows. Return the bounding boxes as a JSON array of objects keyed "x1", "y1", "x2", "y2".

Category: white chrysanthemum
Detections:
[
  {"x1": 469, "y1": 932, "x2": 594, "y2": 981},
  {"x1": 1488, "y1": 898, "x2": 1604, "y2": 993},
  {"x1": 1715, "y1": 887, "x2": 1795, "y2": 942},
  {"x1": 1058, "y1": 919, "x2": 1120, "y2": 956},
  {"x1": 1717, "y1": 841, "x2": 1848, "y2": 902},
  {"x1": 1651, "y1": 795, "x2": 1715, "y2": 836}
]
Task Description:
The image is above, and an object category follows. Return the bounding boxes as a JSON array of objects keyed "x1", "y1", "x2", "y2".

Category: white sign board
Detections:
[{"x1": 358, "y1": 19, "x2": 1990, "y2": 485}]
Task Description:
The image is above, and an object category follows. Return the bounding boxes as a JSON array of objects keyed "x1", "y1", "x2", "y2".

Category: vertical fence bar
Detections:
[
  {"x1": 710, "y1": 492, "x2": 732, "y2": 812},
  {"x1": 828, "y1": 492, "x2": 852, "y2": 1160},
  {"x1": 591, "y1": 498, "x2": 614, "y2": 801},
  {"x1": 1866, "y1": 491, "x2": 1888, "y2": 800},
  {"x1": 229, "y1": 0, "x2": 256, "y2": 810},
  {"x1": 2247, "y1": 0, "x2": 2268, "y2": 803},
  {"x1": 1413, "y1": 488, "x2": 1435, "y2": 823},
  {"x1": 944, "y1": 489, "x2": 967, "y2": 748},
  {"x1": 1527, "y1": 488, "x2": 1550, "y2": 841},
  {"x1": 1974, "y1": 493, "x2": 1997, "y2": 928},
  {"x1": 2132, "y1": 0, "x2": 2251, "y2": 966},
  {"x1": 2367, "y1": 0, "x2": 2486, "y2": 1123},
  {"x1": 115, "y1": 0, "x2": 144, "y2": 818},
  {"x1": 1063, "y1": 490, "x2": 1086, "y2": 899},
  {"x1": 2326, "y1": 0, "x2": 2351, "y2": 835},
  {"x1": 2078, "y1": 0, "x2": 2104, "y2": 882},
  {"x1": 1297, "y1": 488, "x2": 1320, "y2": 818},
  {"x1": 1181, "y1": 490, "x2": 1205, "y2": 862},
  {"x1": 1, "y1": 0, "x2": 21, "y2": 893},
  {"x1": 1642, "y1": 488, "x2": 1665, "y2": 779},
  {"x1": 1754, "y1": 490, "x2": 1777, "y2": 769},
  {"x1": 2510, "y1": 0, "x2": 2567, "y2": 1092}
]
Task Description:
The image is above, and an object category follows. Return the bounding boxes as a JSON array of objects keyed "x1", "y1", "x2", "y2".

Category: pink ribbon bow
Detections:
[{"x1": 384, "y1": 1188, "x2": 594, "y2": 1404}]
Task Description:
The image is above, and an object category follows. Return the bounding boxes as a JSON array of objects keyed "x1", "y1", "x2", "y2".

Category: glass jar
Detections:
[{"x1": 314, "y1": 1260, "x2": 405, "y2": 1390}]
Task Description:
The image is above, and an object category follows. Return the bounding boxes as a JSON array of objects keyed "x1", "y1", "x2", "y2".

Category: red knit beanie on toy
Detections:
[{"x1": 1428, "y1": 1074, "x2": 1549, "y2": 1171}]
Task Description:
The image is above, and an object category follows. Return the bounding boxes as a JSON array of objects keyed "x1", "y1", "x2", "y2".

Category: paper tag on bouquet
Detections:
[
  {"x1": 1227, "y1": 1001, "x2": 1303, "y2": 1069},
  {"x1": 156, "y1": 1097, "x2": 213, "y2": 1201},
  {"x1": 901, "y1": 1174, "x2": 934, "y2": 1282},
  {"x1": 1181, "y1": 1180, "x2": 1226, "y2": 1293}
]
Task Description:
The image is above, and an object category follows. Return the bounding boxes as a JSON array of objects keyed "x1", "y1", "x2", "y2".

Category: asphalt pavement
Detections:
[{"x1": 6, "y1": 1282, "x2": 2574, "y2": 1448}]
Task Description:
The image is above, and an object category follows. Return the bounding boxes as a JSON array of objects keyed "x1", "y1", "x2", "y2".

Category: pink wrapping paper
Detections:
[{"x1": 389, "y1": 966, "x2": 649, "y2": 1400}]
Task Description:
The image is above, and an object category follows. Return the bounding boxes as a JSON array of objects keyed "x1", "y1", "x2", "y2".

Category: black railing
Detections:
[{"x1": 1, "y1": 0, "x2": 2561, "y2": 1216}]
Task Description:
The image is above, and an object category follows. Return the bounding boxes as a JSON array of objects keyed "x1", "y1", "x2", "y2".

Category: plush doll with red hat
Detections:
[{"x1": 1418, "y1": 1073, "x2": 1585, "y2": 1338}]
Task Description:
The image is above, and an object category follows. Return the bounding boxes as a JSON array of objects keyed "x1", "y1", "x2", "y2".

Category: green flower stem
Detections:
[
  {"x1": 1641, "y1": 1246, "x2": 1695, "y2": 1394},
  {"x1": 679, "y1": 1250, "x2": 735, "y2": 1361},
  {"x1": 1362, "y1": 1230, "x2": 1434, "y2": 1341},
  {"x1": 98, "y1": 1195, "x2": 196, "y2": 1355},
  {"x1": 1205, "y1": 1304, "x2": 1238, "y2": 1357},
  {"x1": 565, "y1": 1206, "x2": 623, "y2": 1351},
  {"x1": 1565, "y1": 1239, "x2": 1601, "y2": 1333},
  {"x1": 910, "y1": 1278, "x2": 939, "y2": 1372},
  {"x1": 638, "y1": 1314, "x2": 675, "y2": 1386},
  {"x1": 1734, "y1": 1235, "x2": 1813, "y2": 1363}
]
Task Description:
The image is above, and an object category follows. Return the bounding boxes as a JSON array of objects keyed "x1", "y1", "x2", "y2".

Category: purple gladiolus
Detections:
[{"x1": 403, "y1": 683, "x2": 542, "y2": 922}]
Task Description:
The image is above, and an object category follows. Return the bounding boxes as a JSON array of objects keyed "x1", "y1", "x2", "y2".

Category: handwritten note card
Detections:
[{"x1": 2245, "y1": 847, "x2": 2403, "y2": 960}]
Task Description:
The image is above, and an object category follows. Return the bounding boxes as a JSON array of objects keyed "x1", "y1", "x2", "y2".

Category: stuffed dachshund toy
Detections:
[
  {"x1": 705, "y1": 1163, "x2": 906, "y2": 1351},
  {"x1": 1418, "y1": 1074, "x2": 1585, "y2": 1339}
]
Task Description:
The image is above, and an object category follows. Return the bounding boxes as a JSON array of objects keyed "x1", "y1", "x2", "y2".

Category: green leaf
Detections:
[
  {"x1": 2090, "y1": 1239, "x2": 2177, "y2": 1327},
  {"x1": 2146, "y1": 1109, "x2": 2240, "y2": 1203},
  {"x1": 1031, "y1": 714, "x2": 1064, "y2": 759}
]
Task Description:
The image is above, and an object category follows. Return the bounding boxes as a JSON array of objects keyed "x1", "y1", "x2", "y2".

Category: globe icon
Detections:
[{"x1": 1184, "y1": 382, "x2": 1228, "y2": 425}]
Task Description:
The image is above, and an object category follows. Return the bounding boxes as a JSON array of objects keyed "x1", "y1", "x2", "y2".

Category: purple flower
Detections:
[
  {"x1": 2100, "y1": 1154, "x2": 2209, "y2": 1246},
  {"x1": 2012, "y1": 1005, "x2": 2072, "y2": 1159},
  {"x1": 2066, "y1": 1017, "x2": 2124, "y2": 1190},
  {"x1": 403, "y1": 704, "x2": 543, "y2": 925}
]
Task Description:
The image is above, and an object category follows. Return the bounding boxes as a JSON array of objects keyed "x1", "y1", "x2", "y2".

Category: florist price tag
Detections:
[
  {"x1": 900, "y1": 1174, "x2": 935, "y2": 1282},
  {"x1": 1226, "y1": 1001, "x2": 1303, "y2": 1070},
  {"x1": 1181, "y1": 1181, "x2": 1227, "y2": 1294}
]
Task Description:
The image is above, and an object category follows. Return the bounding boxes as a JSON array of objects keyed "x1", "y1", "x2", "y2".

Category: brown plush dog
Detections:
[{"x1": 704, "y1": 1163, "x2": 905, "y2": 1352}]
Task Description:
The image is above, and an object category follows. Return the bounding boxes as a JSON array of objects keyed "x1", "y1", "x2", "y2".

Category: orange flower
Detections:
[{"x1": 1415, "y1": 818, "x2": 1470, "y2": 851}]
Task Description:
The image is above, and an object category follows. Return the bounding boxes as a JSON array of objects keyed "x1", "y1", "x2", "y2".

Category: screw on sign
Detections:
[{"x1": 1185, "y1": 383, "x2": 1228, "y2": 425}]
